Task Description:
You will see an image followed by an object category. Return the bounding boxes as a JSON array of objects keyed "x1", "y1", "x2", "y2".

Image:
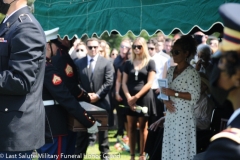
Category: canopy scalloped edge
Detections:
[{"x1": 58, "y1": 22, "x2": 224, "y2": 40}]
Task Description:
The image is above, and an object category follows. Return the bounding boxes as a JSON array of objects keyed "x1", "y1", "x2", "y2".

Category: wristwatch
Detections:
[{"x1": 175, "y1": 92, "x2": 179, "y2": 97}]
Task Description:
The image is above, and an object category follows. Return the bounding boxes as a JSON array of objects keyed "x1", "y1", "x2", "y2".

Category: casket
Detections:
[{"x1": 68, "y1": 101, "x2": 108, "y2": 132}]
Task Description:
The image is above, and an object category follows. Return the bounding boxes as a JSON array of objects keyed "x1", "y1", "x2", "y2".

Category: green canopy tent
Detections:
[{"x1": 34, "y1": 0, "x2": 240, "y2": 39}]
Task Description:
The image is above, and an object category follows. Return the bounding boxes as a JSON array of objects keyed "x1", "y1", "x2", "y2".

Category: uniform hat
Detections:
[
  {"x1": 44, "y1": 27, "x2": 62, "y2": 47},
  {"x1": 219, "y1": 3, "x2": 240, "y2": 52},
  {"x1": 44, "y1": 27, "x2": 59, "y2": 42}
]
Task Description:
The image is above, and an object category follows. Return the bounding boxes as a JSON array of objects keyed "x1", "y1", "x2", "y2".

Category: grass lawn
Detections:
[
  {"x1": 85, "y1": 130, "x2": 132, "y2": 160},
  {"x1": 33, "y1": 130, "x2": 136, "y2": 160}
]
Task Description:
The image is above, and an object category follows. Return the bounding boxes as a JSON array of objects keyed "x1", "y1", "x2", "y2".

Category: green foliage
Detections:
[
  {"x1": 99, "y1": 30, "x2": 155, "y2": 52},
  {"x1": 0, "y1": 13, "x2": 5, "y2": 22},
  {"x1": 27, "y1": 0, "x2": 35, "y2": 5}
]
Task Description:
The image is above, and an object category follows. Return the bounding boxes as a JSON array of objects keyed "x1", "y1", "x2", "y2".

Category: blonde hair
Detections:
[
  {"x1": 130, "y1": 37, "x2": 150, "y2": 69},
  {"x1": 99, "y1": 39, "x2": 110, "y2": 59}
]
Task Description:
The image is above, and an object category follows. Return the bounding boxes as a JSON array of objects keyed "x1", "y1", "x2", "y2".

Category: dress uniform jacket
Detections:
[
  {"x1": 204, "y1": 110, "x2": 240, "y2": 159},
  {"x1": 0, "y1": 7, "x2": 46, "y2": 151},
  {"x1": 51, "y1": 49, "x2": 90, "y2": 102},
  {"x1": 43, "y1": 58, "x2": 95, "y2": 136}
]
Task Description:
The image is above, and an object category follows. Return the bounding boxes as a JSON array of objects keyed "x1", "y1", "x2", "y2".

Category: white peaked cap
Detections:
[{"x1": 44, "y1": 27, "x2": 59, "y2": 42}]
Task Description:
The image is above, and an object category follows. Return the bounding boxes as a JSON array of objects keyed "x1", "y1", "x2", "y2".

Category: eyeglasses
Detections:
[
  {"x1": 120, "y1": 45, "x2": 130, "y2": 49},
  {"x1": 148, "y1": 47, "x2": 155, "y2": 51},
  {"x1": 132, "y1": 45, "x2": 142, "y2": 50},
  {"x1": 171, "y1": 50, "x2": 182, "y2": 56},
  {"x1": 88, "y1": 46, "x2": 98, "y2": 50},
  {"x1": 76, "y1": 49, "x2": 84, "y2": 52}
]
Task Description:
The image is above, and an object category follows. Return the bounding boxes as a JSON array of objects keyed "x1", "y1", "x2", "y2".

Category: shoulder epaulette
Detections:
[
  {"x1": 210, "y1": 128, "x2": 240, "y2": 144},
  {"x1": 18, "y1": 14, "x2": 33, "y2": 23}
]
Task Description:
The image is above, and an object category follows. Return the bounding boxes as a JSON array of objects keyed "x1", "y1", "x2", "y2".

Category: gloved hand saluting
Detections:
[{"x1": 87, "y1": 121, "x2": 101, "y2": 133}]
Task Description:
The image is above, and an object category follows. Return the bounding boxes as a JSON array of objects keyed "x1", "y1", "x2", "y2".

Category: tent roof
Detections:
[{"x1": 34, "y1": 0, "x2": 240, "y2": 39}]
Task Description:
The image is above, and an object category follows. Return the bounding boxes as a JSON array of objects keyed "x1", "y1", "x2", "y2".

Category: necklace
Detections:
[
  {"x1": 134, "y1": 60, "x2": 142, "y2": 81},
  {"x1": 135, "y1": 70, "x2": 139, "y2": 81}
]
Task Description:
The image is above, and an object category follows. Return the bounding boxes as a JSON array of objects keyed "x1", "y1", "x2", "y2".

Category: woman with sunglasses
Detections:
[
  {"x1": 110, "y1": 48, "x2": 119, "y2": 60},
  {"x1": 114, "y1": 50, "x2": 131, "y2": 141},
  {"x1": 161, "y1": 35, "x2": 201, "y2": 160},
  {"x1": 122, "y1": 37, "x2": 156, "y2": 160}
]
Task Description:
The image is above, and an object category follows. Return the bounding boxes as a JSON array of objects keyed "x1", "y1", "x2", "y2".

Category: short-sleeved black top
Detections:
[{"x1": 124, "y1": 59, "x2": 156, "y2": 95}]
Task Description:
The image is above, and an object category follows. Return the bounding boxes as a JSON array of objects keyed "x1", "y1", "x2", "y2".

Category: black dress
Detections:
[{"x1": 123, "y1": 60, "x2": 156, "y2": 117}]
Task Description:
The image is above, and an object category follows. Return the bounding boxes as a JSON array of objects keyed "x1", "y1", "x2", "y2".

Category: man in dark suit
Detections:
[
  {"x1": 204, "y1": 3, "x2": 240, "y2": 160},
  {"x1": 0, "y1": 0, "x2": 45, "y2": 159},
  {"x1": 74, "y1": 37, "x2": 114, "y2": 160}
]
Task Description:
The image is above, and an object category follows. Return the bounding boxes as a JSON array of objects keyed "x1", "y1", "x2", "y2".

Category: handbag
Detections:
[{"x1": 194, "y1": 93, "x2": 215, "y2": 130}]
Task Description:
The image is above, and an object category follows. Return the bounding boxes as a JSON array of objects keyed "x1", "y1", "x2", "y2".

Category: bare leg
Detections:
[
  {"x1": 127, "y1": 115, "x2": 138, "y2": 160},
  {"x1": 138, "y1": 117, "x2": 148, "y2": 160}
]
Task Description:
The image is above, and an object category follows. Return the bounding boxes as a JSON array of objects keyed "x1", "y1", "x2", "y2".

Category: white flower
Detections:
[
  {"x1": 142, "y1": 107, "x2": 148, "y2": 114},
  {"x1": 190, "y1": 59, "x2": 196, "y2": 66},
  {"x1": 135, "y1": 106, "x2": 148, "y2": 114},
  {"x1": 119, "y1": 105, "x2": 148, "y2": 114}
]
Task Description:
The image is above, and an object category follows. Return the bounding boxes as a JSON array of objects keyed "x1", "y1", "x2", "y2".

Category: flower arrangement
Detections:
[
  {"x1": 119, "y1": 105, "x2": 148, "y2": 114},
  {"x1": 114, "y1": 136, "x2": 130, "y2": 152}
]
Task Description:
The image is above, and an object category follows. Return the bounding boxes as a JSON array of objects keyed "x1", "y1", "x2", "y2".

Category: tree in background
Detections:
[
  {"x1": 99, "y1": 30, "x2": 158, "y2": 53},
  {"x1": 0, "y1": 13, "x2": 4, "y2": 21}
]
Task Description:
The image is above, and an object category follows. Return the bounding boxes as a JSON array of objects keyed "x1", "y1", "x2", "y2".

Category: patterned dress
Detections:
[{"x1": 162, "y1": 66, "x2": 201, "y2": 160}]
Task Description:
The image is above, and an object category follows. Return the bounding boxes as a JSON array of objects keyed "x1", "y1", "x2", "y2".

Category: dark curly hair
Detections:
[{"x1": 173, "y1": 35, "x2": 197, "y2": 58}]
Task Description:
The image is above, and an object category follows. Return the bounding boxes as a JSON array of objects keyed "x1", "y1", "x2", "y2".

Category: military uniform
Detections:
[
  {"x1": 0, "y1": 6, "x2": 45, "y2": 153},
  {"x1": 37, "y1": 57, "x2": 95, "y2": 159},
  {"x1": 51, "y1": 48, "x2": 90, "y2": 102},
  {"x1": 204, "y1": 3, "x2": 240, "y2": 160},
  {"x1": 204, "y1": 110, "x2": 240, "y2": 160},
  {"x1": 51, "y1": 47, "x2": 91, "y2": 158}
]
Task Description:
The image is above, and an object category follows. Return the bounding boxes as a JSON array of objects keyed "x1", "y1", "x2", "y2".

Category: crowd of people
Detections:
[
  {"x1": 66, "y1": 29, "x2": 233, "y2": 160},
  {"x1": 1, "y1": 0, "x2": 240, "y2": 160}
]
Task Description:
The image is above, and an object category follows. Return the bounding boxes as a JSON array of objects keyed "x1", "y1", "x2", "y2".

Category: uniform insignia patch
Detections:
[
  {"x1": 0, "y1": 38, "x2": 7, "y2": 43},
  {"x1": 65, "y1": 64, "x2": 74, "y2": 77},
  {"x1": 52, "y1": 74, "x2": 62, "y2": 85},
  {"x1": 211, "y1": 128, "x2": 240, "y2": 144}
]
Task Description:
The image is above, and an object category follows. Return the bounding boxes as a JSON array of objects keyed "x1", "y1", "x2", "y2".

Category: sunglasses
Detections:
[
  {"x1": 148, "y1": 47, "x2": 155, "y2": 51},
  {"x1": 171, "y1": 50, "x2": 182, "y2": 56},
  {"x1": 120, "y1": 45, "x2": 130, "y2": 49},
  {"x1": 76, "y1": 49, "x2": 84, "y2": 52},
  {"x1": 88, "y1": 46, "x2": 98, "y2": 50},
  {"x1": 132, "y1": 45, "x2": 142, "y2": 50}
]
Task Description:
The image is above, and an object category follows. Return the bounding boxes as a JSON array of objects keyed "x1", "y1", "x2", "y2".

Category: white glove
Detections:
[{"x1": 87, "y1": 121, "x2": 101, "y2": 134}]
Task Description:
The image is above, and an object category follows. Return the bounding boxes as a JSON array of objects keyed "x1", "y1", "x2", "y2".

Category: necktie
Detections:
[{"x1": 88, "y1": 59, "x2": 94, "y2": 79}]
